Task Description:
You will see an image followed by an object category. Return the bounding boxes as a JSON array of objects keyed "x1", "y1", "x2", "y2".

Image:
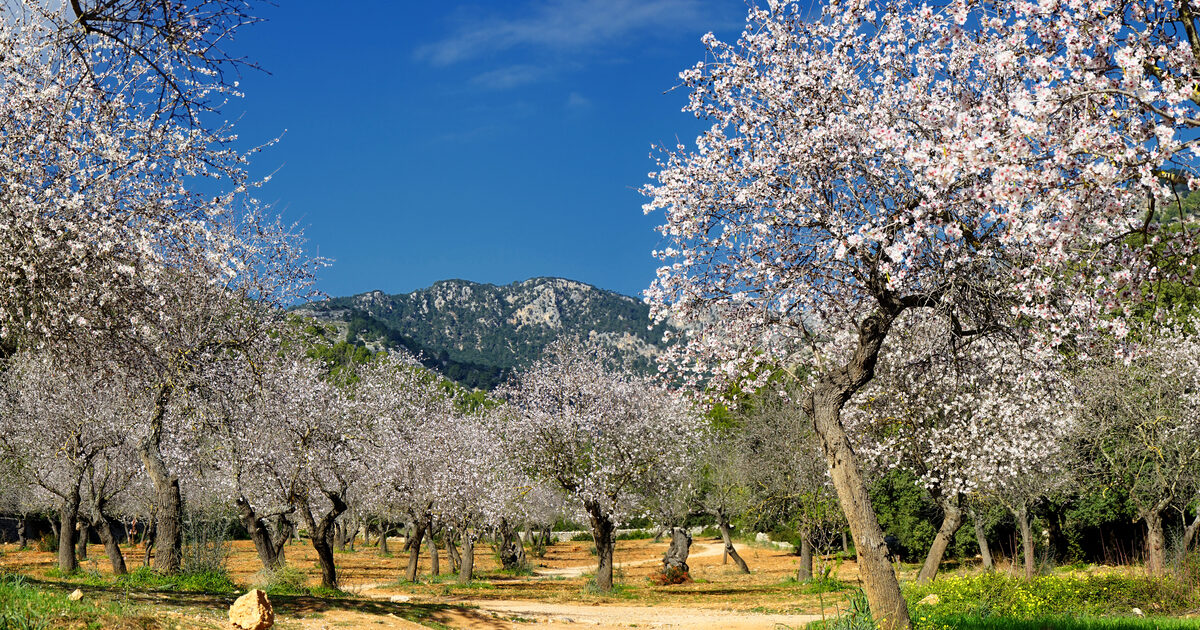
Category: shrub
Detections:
[
  {"x1": 805, "y1": 589, "x2": 874, "y2": 630},
  {"x1": 252, "y1": 565, "x2": 309, "y2": 596},
  {"x1": 570, "y1": 532, "x2": 594, "y2": 542},
  {"x1": 615, "y1": 529, "x2": 654, "y2": 541},
  {"x1": 34, "y1": 534, "x2": 56, "y2": 554},
  {"x1": 650, "y1": 566, "x2": 692, "y2": 586},
  {"x1": 115, "y1": 565, "x2": 237, "y2": 593}
]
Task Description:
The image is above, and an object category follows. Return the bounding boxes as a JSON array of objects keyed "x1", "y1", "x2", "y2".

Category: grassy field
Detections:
[{"x1": 1, "y1": 535, "x2": 1197, "y2": 629}]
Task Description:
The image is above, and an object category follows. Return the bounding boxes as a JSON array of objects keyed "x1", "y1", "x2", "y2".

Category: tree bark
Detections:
[
  {"x1": 58, "y1": 492, "x2": 80, "y2": 573},
  {"x1": 405, "y1": 517, "x2": 427, "y2": 582},
  {"x1": 379, "y1": 523, "x2": 390, "y2": 555},
  {"x1": 93, "y1": 513, "x2": 128, "y2": 575},
  {"x1": 297, "y1": 492, "x2": 347, "y2": 589},
  {"x1": 142, "y1": 520, "x2": 155, "y2": 567},
  {"x1": 586, "y1": 502, "x2": 616, "y2": 591},
  {"x1": 75, "y1": 522, "x2": 89, "y2": 561},
  {"x1": 138, "y1": 385, "x2": 183, "y2": 574},
  {"x1": 969, "y1": 506, "x2": 993, "y2": 570},
  {"x1": 446, "y1": 532, "x2": 461, "y2": 573},
  {"x1": 810, "y1": 372, "x2": 911, "y2": 630},
  {"x1": 1016, "y1": 502, "x2": 1035, "y2": 579},
  {"x1": 458, "y1": 532, "x2": 476, "y2": 584},
  {"x1": 428, "y1": 525, "x2": 441, "y2": 577},
  {"x1": 917, "y1": 493, "x2": 963, "y2": 583},
  {"x1": 662, "y1": 527, "x2": 692, "y2": 574},
  {"x1": 798, "y1": 527, "x2": 814, "y2": 580},
  {"x1": 16, "y1": 515, "x2": 28, "y2": 549},
  {"x1": 235, "y1": 497, "x2": 281, "y2": 570},
  {"x1": 1144, "y1": 504, "x2": 1169, "y2": 576},
  {"x1": 1182, "y1": 507, "x2": 1200, "y2": 556},
  {"x1": 271, "y1": 514, "x2": 292, "y2": 567},
  {"x1": 716, "y1": 510, "x2": 749, "y2": 573}
]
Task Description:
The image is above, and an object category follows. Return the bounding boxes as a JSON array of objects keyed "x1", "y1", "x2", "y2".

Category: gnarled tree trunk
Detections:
[
  {"x1": 236, "y1": 497, "x2": 281, "y2": 570},
  {"x1": 90, "y1": 497, "x2": 127, "y2": 575},
  {"x1": 428, "y1": 524, "x2": 440, "y2": 577},
  {"x1": 662, "y1": 527, "x2": 692, "y2": 575},
  {"x1": 139, "y1": 385, "x2": 183, "y2": 574},
  {"x1": 1143, "y1": 500, "x2": 1170, "y2": 576},
  {"x1": 716, "y1": 509, "x2": 749, "y2": 573},
  {"x1": 458, "y1": 531, "x2": 476, "y2": 584},
  {"x1": 75, "y1": 522, "x2": 89, "y2": 561},
  {"x1": 58, "y1": 490, "x2": 80, "y2": 573},
  {"x1": 296, "y1": 491, "x2": 348, "y2": 589},
  {"x1": 585, "y1": 501, "x2": 616, "y2": 591},
  {"x1": 405, "y1": 516, "x2": 428, "y2": 582},
  {"x1": 917, "y1": 492, "x2": 963, "y2": 583}
]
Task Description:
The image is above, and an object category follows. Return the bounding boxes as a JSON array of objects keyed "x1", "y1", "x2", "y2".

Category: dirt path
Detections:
[
  {"x1": 354, "y1": 542, "x2": 822, "y2": 629},
  {"x1": 455, "y1": 599, "x2": 823, "y2": 629},
  {"x1": 533, "y1": 540, "x2": 726, "y2": 578}
]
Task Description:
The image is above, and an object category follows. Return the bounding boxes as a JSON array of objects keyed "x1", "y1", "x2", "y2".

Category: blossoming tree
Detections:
[
  {"x1": 643, "y1": 1, "x2": 1200, "y2": 625},
  {"x1": 499, "y1": 340, "x2": 705, "y2": 591}
]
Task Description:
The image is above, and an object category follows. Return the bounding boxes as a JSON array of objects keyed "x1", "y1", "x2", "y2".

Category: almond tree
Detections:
[
  {"x1": 498, "y1": 340, "x2": 705, "y2": 591},
  {"x1": 1072, "y1": 328, "x2": 1200, "y2": 576},
  {"x1": 847, "y1": 313, "x2": 1071, "y2": 582},
  {"x1": 0, "y1": 352, "x2": 143, "y2": 572},
  {"x1": 642, "y1": 2, "x2": 1200, "y2": 625}
]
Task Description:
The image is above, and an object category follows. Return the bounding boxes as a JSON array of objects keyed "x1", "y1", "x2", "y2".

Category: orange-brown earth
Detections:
[{"x1": 1, "y1": 536, "x2": 875, "y2": 629}]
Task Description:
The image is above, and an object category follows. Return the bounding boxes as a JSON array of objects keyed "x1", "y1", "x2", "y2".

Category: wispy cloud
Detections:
[
  {"x1": 566, "y1": 91, "x2": 592, "y2": 110},
  {"x1": 470, "y1": 64, "x2": 550, "y2": 90},
  {"x1": 416, "y1": 0, "x2": 717, "y2": 67}
]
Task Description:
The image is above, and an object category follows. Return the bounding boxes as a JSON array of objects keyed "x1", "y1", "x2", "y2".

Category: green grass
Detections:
[
  {"x1": 44, "y1": 565, "x2": 237, "y2": 594},
  {"x1": 912, "y1": 615, "x2": 1200, "y2": 629},
  {"x1": 905, "y1": 572, "x2": 1196, "y2": 618},
  {"x1": 0, "y1": 572, "x2": 145, "y2": 630}
]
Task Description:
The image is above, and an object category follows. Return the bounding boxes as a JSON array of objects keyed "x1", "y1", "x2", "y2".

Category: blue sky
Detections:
[{"x1": 229, "y1": 1, "x2": 750, "y2": 299}]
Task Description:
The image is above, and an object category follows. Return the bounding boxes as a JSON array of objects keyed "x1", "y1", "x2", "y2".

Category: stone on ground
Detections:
[
  {"x1": 229, "y1": 589, "x2": 274, "y2": 630},
  {"x1": 67, "y1": 588, "x2": 83, "y2": 601}
]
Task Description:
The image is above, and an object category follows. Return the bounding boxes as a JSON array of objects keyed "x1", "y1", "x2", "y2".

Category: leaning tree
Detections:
[
  {"x1": 499, "y1": 340, "x2": 706, "y2": 591},
  {"x1": 642, "y1": 1, "x2": 1200, "y2": 625}
]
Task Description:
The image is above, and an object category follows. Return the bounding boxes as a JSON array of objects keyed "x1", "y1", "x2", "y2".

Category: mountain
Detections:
[{"x1": 293, "y1": 277, "x2": 670, "y2": 390}]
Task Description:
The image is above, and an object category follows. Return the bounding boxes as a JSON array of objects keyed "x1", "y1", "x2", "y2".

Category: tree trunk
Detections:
[
  {"x1": 716, "y1": 511, "x2": 749, "y2": 573},
  {"x1": 428, "y1": 525, "x2": 440, "y2": 577},
  {"x1": 458, "y1": 532, "x2": 476, "y2": 584},
  {"x1": 842, "y1": 529, "x2": 849, "y2": 553},
  {"x1": 798, "y1": 526, "x2": 814, "y2": 580},
  {"x1": 89, "y1": 496, "x2": 127, "y2": 576},
  {"x1": 498, "y1": 518, "x2": 526, "y2": 570},
  {"x1": 662, "y1": 527, "x2": 692, "y2": 575},
  {"x1": 297, "y1": 492, "x2": 348, "y2": 589},
  {"x1": 446, "y1": 530, "x2": 461, "y2": 573},
  {"x1": 271, "y1": 514, "x2": 293, "y2": 568},
  {"x1": 402, "y1": 524, "x2": 415, "y2": 552},
  {"x1": 58, "y1": 493, "x2": 80, "y2": 573},
  {"x1": 17, "y1": 516, "x2": 29, "y2": 549},
  {"x1": 139, "y1": 386, "x2": 183, "y2": 574},
  {"x1": 94, "y1": 513, "x2": 128, "y2": 575},
  {"x1": 917, "y1": 493, "x2": 963, "y2": 583},
  {"x1": 969, "y1": 506, "x2": 993, "y2": 570},
  {"x1": 333, "y1": 521, "x2": 345, "y2": 552},
  {"x1": 1182, "y1": 507, "x2": 1200, "y2": 556},
  {"x1": 75, "y1": 522, "x2": 89, "y2": 561},
  {"x1": 1016, "y1": 502, "x2": 1034, "y2": 579},
  {"x1": 586, "y1": 502, "x2": 616, "y2": 591},
  {"x1": 1144, "y1": 505, "x2": 1169, "y2": 576},
  {"x1": 235, "y1": 497, "x2": 280, "y2": 570},
  {"x1": 810, "y1": 373, "x2": 911, "y2": 630},
  {"x1": 405, "y1": 517, "x2": 427, "y2": 582},
  {"x1": 142, "y1": 520, "x2": 155, "y2": 567},
  {"x1": 380, "y1": 524, "x2": 391, "y2": 555}
]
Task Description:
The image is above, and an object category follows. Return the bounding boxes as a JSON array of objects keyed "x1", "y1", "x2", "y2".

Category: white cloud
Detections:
[
  {"x1": 416, "y1": 0, "x2": 717, "y2": 67},
  {"x1": 470, "y1": 64, "x2": 549, "y2": 90},
  {"x1": 566, "y1": 91, "x2": 591, "y2": 109}
]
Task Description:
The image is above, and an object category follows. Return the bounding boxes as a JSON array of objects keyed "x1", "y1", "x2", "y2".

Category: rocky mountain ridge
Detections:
[{"x1": 295, "y1": 277, "x2": 669, "y2": 389}]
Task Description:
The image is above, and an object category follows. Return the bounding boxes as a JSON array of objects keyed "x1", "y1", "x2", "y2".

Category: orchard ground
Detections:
[{"x1": 3, "y1": 535, "x2": 1199, "y2": 630}]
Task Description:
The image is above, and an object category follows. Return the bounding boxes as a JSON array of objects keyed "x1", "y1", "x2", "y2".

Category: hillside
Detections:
[{"x1": 294, "y1": 277, "x2": 670, "y2": 389}]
